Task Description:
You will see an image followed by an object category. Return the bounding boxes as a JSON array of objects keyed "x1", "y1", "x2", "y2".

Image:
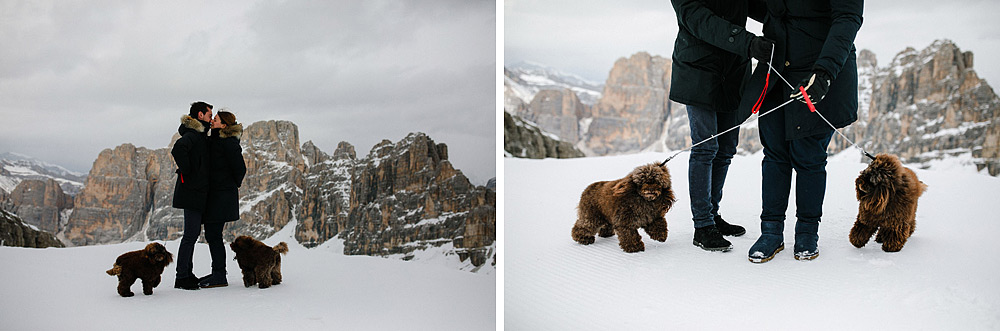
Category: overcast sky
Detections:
[
  {"x1": 505, "y1": 0, "x2": 1000, "y2": 86},
  {"x1": 0, "y1": 0, "x2": 495, "y2": 184}
]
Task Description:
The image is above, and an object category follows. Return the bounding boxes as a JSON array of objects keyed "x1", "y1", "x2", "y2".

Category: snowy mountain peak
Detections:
[
  {"x1": 505, "y1": 61, "x2": 604, "y2": 105},
  {"x1": 0, "y1": 152, "x2": 86, "y2": 195}
]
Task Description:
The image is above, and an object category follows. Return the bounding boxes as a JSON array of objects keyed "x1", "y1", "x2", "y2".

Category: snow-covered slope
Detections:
[
  {"x1": 505, "y1": 152, "x2": 1000, "y2": 329},
  {"x1": 0, "y1": 220, "x2": 495, "y2": 330},
  {"x1": 505, "y1": 61, "x2": 603, "y2": 105},
  {"x1": 0, "y1": 152, "x2": 86, "y2": 195}
]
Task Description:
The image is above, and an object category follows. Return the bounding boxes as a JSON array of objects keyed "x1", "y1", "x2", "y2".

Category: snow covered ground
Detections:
[
  {"x1": 504, "y1": 151, "x2": 1000, "y2": 330},
  {"x1": 0, "y1": 221, "x2": 495, "y2": 330}
]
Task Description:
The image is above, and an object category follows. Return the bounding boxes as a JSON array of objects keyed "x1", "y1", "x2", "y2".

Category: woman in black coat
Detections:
[
  {"x1": 741, "y1": 0, "x2": 863, "y2": 263},
  {"x1": 198, "y1": 110, "x2": 246, "y2": 288}
]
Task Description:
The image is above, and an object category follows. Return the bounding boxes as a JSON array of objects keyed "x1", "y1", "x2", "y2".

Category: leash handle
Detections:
[{"x1": 799, "y1": 86, "x2": 817, "y2": 112}]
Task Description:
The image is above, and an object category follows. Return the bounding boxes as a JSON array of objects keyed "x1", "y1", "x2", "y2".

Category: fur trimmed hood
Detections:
[
  {"x1": 219, "y1": 123, "x2": 243, "y2": 139},
  {"x1": 180, "y1": 115, "x2": 206, "y2": 133}
]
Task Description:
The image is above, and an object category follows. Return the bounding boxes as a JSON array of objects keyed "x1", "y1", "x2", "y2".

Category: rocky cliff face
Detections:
[
  {"x1": 230, "y1": 120, "x2": 307, "y2": 241},
  {"x1": 4, "y1": 179, "x2": 73, "y2": 234},
  {"x1": 504, "y1": 111, "x2": 585, "y2": 159},
  {"x1": 840, "y1": 40, "x2": 1000, "y2": 174},
  {"x1": 511, "y1": 41, "x2": 1000, "y2": 176},
  {"x1": 63, "y1": 144, "x2": 178, "y2": 245},
  {"x1": 47, "y1": 120, "x2": 494, "y2": 271},
  {"x1": 516, "y1": 89, "x2": 589, "y2": 143},
  {"x1": 295, "y1": 141, "x2": 354, "y2": 247},
  {"x1": 1, "y1": 207, "x2": 65, "y2": 248}
]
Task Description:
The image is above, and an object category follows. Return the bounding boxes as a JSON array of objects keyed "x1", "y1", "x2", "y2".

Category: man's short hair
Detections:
[{"x1": 189, "y1": 101, "x2": 213, "y2": 117}]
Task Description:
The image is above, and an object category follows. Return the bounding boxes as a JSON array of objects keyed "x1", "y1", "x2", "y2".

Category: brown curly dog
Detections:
[
  {"x1": 572, "y1": 163, "x2": 676, "y2": 253},
  {"x1": 850, "y1": 154, "x2": 927, "y2": 252},
  {"x1": 106, "y1": 242, "x2": 173, "y2": 297},
  {"x1": 230, "y1": 236, "x2": 288, "y2": 289}
]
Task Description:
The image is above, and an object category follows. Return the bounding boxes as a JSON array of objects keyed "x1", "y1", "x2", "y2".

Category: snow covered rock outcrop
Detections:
[
  {"x1": 341, "y1": 133, "x2": 496, "y2": 268},
  {"x1": 841, "y1": 40, "x2": 1000, "y2": 174},
  {"x1": 504, "y1": 111, "x2": 585, "y2": 159},
  {"x1": 0, "y1": 209, "x2": 64, "y2": 248},
  {"x1": 0, "y1": 152, "x2": 86, "y2": 196},
  {"x1": 505, "y1": 62, "x2": 603, "y2": 106}
]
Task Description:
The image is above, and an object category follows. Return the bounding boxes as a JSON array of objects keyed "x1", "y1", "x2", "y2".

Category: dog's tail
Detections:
[
  {"x1": 273, "y1": 242, "x2": 289, "y2": 255},
  {"x1": 106, "y1": 264, "x2": 121, "y2": 276}
]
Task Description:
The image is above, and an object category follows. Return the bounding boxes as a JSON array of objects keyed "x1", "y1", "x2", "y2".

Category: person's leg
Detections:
[
  {"x1": 710, "y1": 110, "x2": 745, "y2": 236},
  {"x1": 200, "y1": 222, "x2": 229, "y2": 287},
  {"x1": 749, "y1": 100, "x2": 792, "y2": 263},
  {"x1": 175, "y1": 209, "x2": 201, "y2": 289},
  {"x1": 687, "y1": 105, "x2": 719, "y2": 229},
  {"x1": 790, "y1": 130, "x2": 834, "y2": 260},
  {"x1": 686, "y1": 105, "x2": 732, "y2": 252}
]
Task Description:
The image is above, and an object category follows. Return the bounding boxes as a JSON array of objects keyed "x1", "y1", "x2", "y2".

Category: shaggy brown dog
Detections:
[
  {"x1": 106, "y1": 242, "x2": 173, "y2": 297},
  {"x1": 572, "y1": 163, "x2": 676, "y2": 253},
  {"x1": 850, "y1": 154, "x2": 927, "y2": 252},
  {"x1": 230, "y1": 236, "x2": 289, "y2": 289}
]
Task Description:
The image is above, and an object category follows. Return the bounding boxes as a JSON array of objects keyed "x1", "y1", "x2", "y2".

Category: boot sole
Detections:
[
  {"x1": 794, "y1": 251, "x2": 819, "y2": 261},
  {"x1": 692, "y1": 240, "x2": 733, "y2": 252},
  {"x1": 200, "y1": 283, "x2": 229, "y2": 289},
  {"x1": 749, "y1": 243, "x2": 784, "y2": 263},
  {"x1": 721, "y1": 229, "x2": 746, "y2": 237}
]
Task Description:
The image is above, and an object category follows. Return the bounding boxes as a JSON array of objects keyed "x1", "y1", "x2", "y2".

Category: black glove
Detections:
[
  {"x1": 749, "y1": 36, "x2": 775, "y2": 62},
  {"x1": 790, "y1": 70, "x2": 832, "y2": 104}
]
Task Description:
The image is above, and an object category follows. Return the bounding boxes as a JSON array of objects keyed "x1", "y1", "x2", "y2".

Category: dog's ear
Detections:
[{"x1": 612, "y1": 179, "x2": 632, "y2": 197}]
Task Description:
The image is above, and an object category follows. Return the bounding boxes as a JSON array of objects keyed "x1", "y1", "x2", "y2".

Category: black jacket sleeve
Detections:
[
  {"x1": 171, "y1": 134, "x2": 192, "y2": 175},
  {"x1": 671, "y1": 0, "x2": 756, "y2": 58},
  {"x1": 814, "y1": 0, "x2": 863, "y2": 79},
  {"x1": 226, "y1": 140, "x2": 247, "y2": 188}
]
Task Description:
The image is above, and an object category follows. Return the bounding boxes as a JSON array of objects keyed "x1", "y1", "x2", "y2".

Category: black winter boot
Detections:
[
  {"x1": 693, "y1": 225, "x2": 733, "y2": 252},
  {"x1": 174, "y1": 276, "x2": 200, "y2": 290},
  {"x1": 714, "y1": 215, "x2": 746, "y2": 237}
]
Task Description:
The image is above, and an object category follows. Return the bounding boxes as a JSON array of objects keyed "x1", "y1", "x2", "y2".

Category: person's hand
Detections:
[
  {"x1": 749, "y1": 36, "x2": 775, "y2": 62},
  {"x1": 790, "y1": 70, "x2": 832, "y2": 104}
]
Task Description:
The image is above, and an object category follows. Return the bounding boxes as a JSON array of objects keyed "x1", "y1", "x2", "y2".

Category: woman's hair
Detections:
[{"x1": 217, "y1": 111, "x2": 237, "y2": 126}]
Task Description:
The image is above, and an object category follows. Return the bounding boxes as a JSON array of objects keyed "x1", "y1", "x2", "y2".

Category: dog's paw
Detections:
[
  {"x1": 881, "y1": 243, "x2": 903, "y2": 253},
  {"x1": 120, "y1": 291, "x2": 135, "y2": 297},
  {"x1": 598, "y1": 227, "x2": 614, "y2": 238},
  {"x1": 621, "y1": 241, "x2": 645, "y2": 253},
  {"x1": 574, "y1": 236, "x2": 595, "y2": 245}
]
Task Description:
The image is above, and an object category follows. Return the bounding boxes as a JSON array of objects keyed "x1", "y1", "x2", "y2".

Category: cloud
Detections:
[
  {"x1": 0, "y1": 0, "x2": 496, "y2": 184},
  {"x1": 504, "y1": 0, "x2": 1000, "y2": 87}
]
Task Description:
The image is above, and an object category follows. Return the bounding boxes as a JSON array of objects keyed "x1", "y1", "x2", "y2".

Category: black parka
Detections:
[
  {"x1": 738, "y1": 0, "x2": 864, "y2": 140},
  {"x1": 171, "y1": 115, "x2": 211, "y2": 212},
  {"x1": 203, "y1": 124, "x2": 246, "y2": 223},
  {"x1": 668, "y1": 0, "x2": 766, "y2": 112}
]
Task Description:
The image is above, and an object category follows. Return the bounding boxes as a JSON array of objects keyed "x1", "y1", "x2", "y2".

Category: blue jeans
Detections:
[
  {"x1": 758, "y1": 106, "x2": 834, "y2": 224},
  {"x1": 687, "y1": 105, "x2": 738, "y2": 229}
]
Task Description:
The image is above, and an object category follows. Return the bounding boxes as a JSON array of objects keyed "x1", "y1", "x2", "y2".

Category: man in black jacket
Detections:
[
  {"x1": 171, "y1": 101, "x2": 213, "y2": 289},
  {"x1": 669, "y1": 0, "x2": 771, "y2": 252},
  {"x1": 741, "y1": 0, "x2": 863, "y2": 263}
]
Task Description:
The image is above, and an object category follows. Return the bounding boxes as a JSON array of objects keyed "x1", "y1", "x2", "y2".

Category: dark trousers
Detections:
[
  {"x1": 758, "y1": 106, "x2": 834, "y2": 224},
  {"x1": 686, "y1": 105, "x2": 739, "y2": 228},
  {"x1": 176, "y1": 210, "x2": 227, "y2": 278}
]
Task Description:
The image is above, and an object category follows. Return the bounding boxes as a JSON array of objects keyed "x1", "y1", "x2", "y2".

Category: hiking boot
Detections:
[
  {"x1": 794, "y1": 220, "x2": 820, "y2": 261},
  {"x1": 749, "y1": 221, "x2": 784, "y2": 263},
  {"x1": 714, "y1": 215, "x2": 746, "y2": 237},
  {"x1": 693, "y1": 225, "x2": 732, "y2": 252},
  {"x1": 174, "y1": 276, "x2": 200, "y2": 290},
  {"x1": 198, "y1": 272, "x2": 228, "y2": 288}
]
